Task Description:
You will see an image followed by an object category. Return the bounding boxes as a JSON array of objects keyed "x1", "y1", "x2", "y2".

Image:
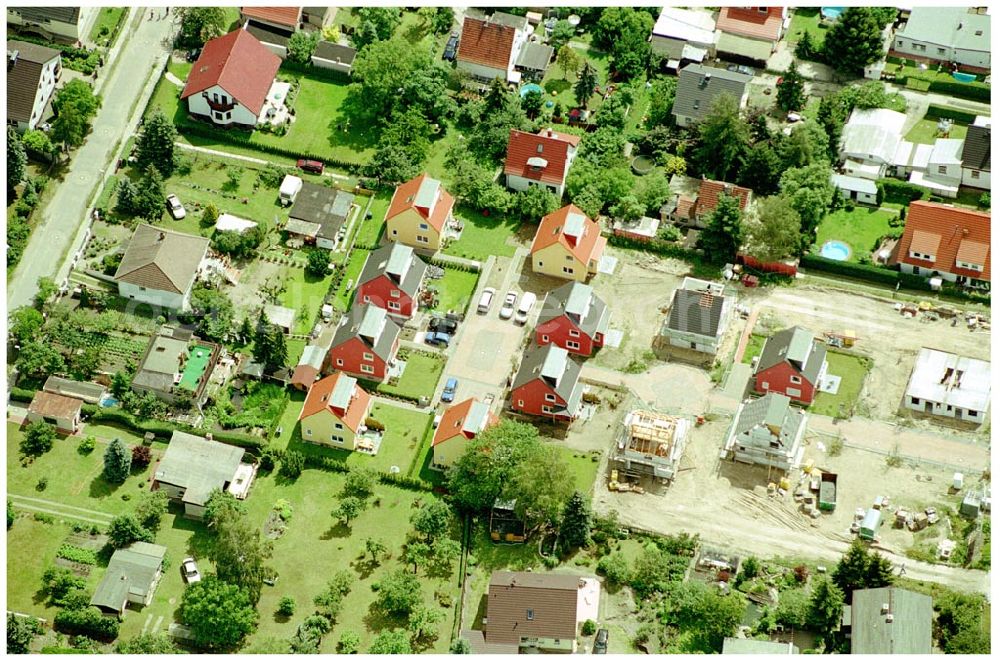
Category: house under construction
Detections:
[{"x1": 611, "y1": 409, "x2": 691, "y2": 483}]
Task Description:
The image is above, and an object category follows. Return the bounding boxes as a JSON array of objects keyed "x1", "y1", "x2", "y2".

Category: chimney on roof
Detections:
[
  {"x1": 7, "y1": 50, "x2": 18, "y2": 70},
  {"x1": 886, "y1": 614, "x2": 894, "y2": 623},
  {"x1": 546, "y1": 128, "x2": 554, "y2": 137},
  {"x1": 962, "y1": 228, "x2": 969, "y2": 236}
]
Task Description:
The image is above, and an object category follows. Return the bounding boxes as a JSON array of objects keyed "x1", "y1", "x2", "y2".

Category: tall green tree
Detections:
[
  {"x1": 115, "y1": 632, "x2": 182, "y2": 654},
  {"x1": 430, "y1": 7, "x2": 454, "y2": 35},
  {"x1": 180, "y1": 577, "x2": 259, "y2": 650},
  {"x1": 556, "y1": 44, "x2": 581, "y2": 80},
  {"x1": 823, "y1": 7, "x2": 889, "y2": 75},
  {"x1": 20, "y1": 421, "x2": 56, "y2": 457},
  {"x1": 177, "y1": 7, "x2": 228, "y2": 46},
  {"x1": 136, "y1": 109, "x2": 177, "y2": 177},
  {"x1": 16, "y1": 340, "x2": 65, "y2": 380},
  {"x1": 253, "y1": 313, "x2": 287, "y2": 372},
  {"x1": 780, "y1": 162, "x2": 835, "y2": 239},
  {"x1": 107, "y1": 513, "x2": 153, "y2": 549},
  {"x1": 646, "y1": 77, "x2": 678, "y2": 127},
  {"x1": 353, "y1": 7, "x2": 401, "y2": 49},
  {"x1": 51, "y1": 80, "x2": 101, "y2": 152},
  {"x1": 187, "y1": 287, "x2": 235, "y2": 343},
  {"x1": 808, "y1": 574, "x2": 845, "y2": 649},
  {"x1": 508, "y1": 446, "x2": 575, "y2": 532},
  {"x1": 698, "y1": 193, "x2": 743, "y2": 264},
  {"x1": 286, "y1": 30, "x2": 319, "y2": 64},
  {"x1": 779, "y1": 120, "x2": 830, "y2": 170},
  {"x1": 832, "y1": 540, "x2": 894, "y2": 600},
  {"x1": 559, "y1": 491, "x2": 592, "y2": 550},
  {"x1": 369, "y1": 628, "x2": 412, "y2": 654},
  {"x1": 742, "y1": 195, "x2": 803, "y2": 261},
  {"x1": 211, "y1": 506, "x2": 274, "y2": 604},
  {"x1": 446, "y1": 420, "x2": 541, "y2": 513},
  {"x1": 550, "y1": 19, "x2": 575, "y2": 51},
  {"x1": 8, "y1": 127, "x2": 27, "y2": 192},
  {"x1": 776, "y1": 62, "x2": 806, "y2": 112},
  {"x1": 375, "y1": 569, "x2": 422, "y2": 617},
  {"x1": 411, "y1": 500, "x2": 452, "y2": 543},
  {"x1": 594, "y1": 8, "x2": 654, "y2": 80},
  {"x1": 738, "y1": 142, "x2": 783, "y2": 195},
  {"x1": 693, "y1": 94, "x2": 751, "y2": 182},
  {"x1": 574, "y1": 62, "x2": 599, "y2": 108},
  {"x1": 934, "y1": 590, "x2": 990, "y2": 654},
  {"x1": 7, "y1": 613, "x2": 42, "y2": 654},
  {"x1": 103, "y1": 437, "x2": 132, "y2": 483}
]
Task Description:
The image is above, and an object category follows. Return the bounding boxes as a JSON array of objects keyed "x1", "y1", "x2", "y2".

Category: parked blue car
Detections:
[
  {"x1": 442, "y1": 377, "x2": 458, "y2": 402},
  {"x1": 425, "y1": 331, "x2": 451, "y2": 347}
]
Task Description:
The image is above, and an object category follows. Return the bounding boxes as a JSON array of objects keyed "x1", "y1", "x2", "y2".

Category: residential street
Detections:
[{"x1": 6, "y1": 11, "x2": 176, "y2": 310}]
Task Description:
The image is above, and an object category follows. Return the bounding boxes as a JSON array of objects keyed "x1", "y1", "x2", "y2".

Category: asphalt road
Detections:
[{"x1": 6, "y1": 11, "x2": 176, "y2": 310}]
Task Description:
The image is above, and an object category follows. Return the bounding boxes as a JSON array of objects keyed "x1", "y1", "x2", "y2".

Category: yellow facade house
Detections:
[
  {"x1": 529, "y1": 204, "x2": 606, "y2": 282},
  {"x1": 385, "y1": 173, "x2": 455, "y2": 251},
  {"x1": 432, "y1": 398, "x2": 499, "y2": 469},
  {"x1": 299, "y1": 372, "x2": 374, "y2": 450}
]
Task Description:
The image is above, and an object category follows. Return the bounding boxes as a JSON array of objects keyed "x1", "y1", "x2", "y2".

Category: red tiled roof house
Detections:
[
  {"x1": 665, "y1": 178, "x2": 753, "y2": 230},
  {"x1": 240, "y1": 6, "x2": 302, "y2": 30},
  {"x1": 298, "y1": 372, "x2": 374, "y2": 450},
  {"x1": 536, "y1": 282, "x2": 610, "y2": 356},
  {"x1": 715, "y1": 7, "x2": 788, "y2": 61},
  {"x1": 432, "y1": 398, "x2": 499, "y2": 469},
  {"x1": 892, "y1": 201, "x2": 990, "y2": 287},
  {"x1": 752, "y1": 327, "x2": 828, "y2": 406},
  {"x1": 27, "y1": 390, "x2": 82, "y2": 434},
  {"x1": 355, "y1": 243, "x2": 428, "y2": 320},
  {"x1": 505, "y1": 128, "x2": 580, "y2": 197},
  {"x1": 510, "y1": 345, "x2": 584, "y2": 421},
  {"x1": 456, "y1": 12, "x2": 530, "y2": 84},
  {"x1": 530, "y1": 204, "x2": 606, "y2": 282},
  {"x1": 181, "y1": 29, "x2": 281, "y2": 128},
  {"x1": 328, "y1": 304, "x2": 401, "y2": 382},
  {"x1": 385, "y1": 174, "x2": 455, "y2": 251}
]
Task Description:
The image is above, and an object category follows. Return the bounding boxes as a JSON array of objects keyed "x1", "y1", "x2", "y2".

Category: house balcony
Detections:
[{"x1": 203, "y1": 94, "x2": 236, "y2": 113}]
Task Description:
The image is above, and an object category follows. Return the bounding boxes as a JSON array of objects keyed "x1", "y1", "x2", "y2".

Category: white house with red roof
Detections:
[
  {"x1": 181, "y1": 29, "x2": 281, "y2": 128},
  {"x1": 892, "y1": 201, "x2": 990, "y2": 287},
  {"x1": 456, "y1": 11, "x2": 530, "y2": 84},
  {"x1": 505, "y1": 128, "x2": 581, "y2": 197}
]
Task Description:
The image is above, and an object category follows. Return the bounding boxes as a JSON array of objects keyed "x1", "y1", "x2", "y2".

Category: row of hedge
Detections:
[
  {"x1": 79, "y1": 405, "x2": 267, "y2": 451},
  {"x1": 175, "y1": 121, "x2": 366, "y2": 174},
  {"x1": 876, "y1": 179, "x2": 932, "y2": 205},
  {"x1": 926, "y1": 79, "x2": 991, "y2": 103},
  {"x1": 279, "y1": 59, "x2": 352, "y2": 84},
  {"x1": 924, "y1": 105, "x2": 980, "y2": 125},
  {"x1": 292, "y1": 449, "x2": 435, "y2": 492},
  {"x1": 607, "y1": 232, "x2": 703, "y2": 262},
  {"x1": 425, "y1": 255, "x2": 481, "y2": 274}
]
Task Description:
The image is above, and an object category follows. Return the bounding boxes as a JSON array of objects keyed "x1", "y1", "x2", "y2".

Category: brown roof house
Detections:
[
  {"x1": 26, "y1": 390, "x2": 82, "y2": 434},
  {"x1": 6, "y1": 40, "x2": 61, "y2": 131},
  {"x1": 153, "y1": 431, "x2": 256, "y2": 520},
  {"x1": 114, "y1": 224, "x2": 209, "y2": 312},
  {"x1": 662, "y1": 178, "x2": 753, "y2": 230},
  {"x1": 463, "y1": 571, "x2": 601, "y2": 653}
]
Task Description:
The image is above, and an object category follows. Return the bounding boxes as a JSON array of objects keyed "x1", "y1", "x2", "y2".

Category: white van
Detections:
[
  {"x1": 279, "y1": 175, "x2": 303, "y2": 206},
  {"x1": 514, "y1": 291, "x2": 536, "y2": 325},
  {"x1": 477, "y1": 287, "x2": 496, "y2": 314}
]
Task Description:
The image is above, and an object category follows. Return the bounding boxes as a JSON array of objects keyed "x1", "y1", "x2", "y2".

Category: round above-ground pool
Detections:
[
  {"x1": 952, "y1": 72, "x2": 977, "y2": 83},
  {"x1": 821, "y1": 7, "x2": 845, "y2": 20},
  {"x1": 519, "y1": 83, "x2": 544, "y2": 98},
  {"x1": 820, "y1": 240, "x2": 851, "y2": 261}
]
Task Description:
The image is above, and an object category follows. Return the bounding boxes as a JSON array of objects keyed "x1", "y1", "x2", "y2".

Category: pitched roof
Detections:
[
  {"x1": 154, "y1": 432, "x2": 244, "y2": 506},
  {"x1": 181, "y1": 29, "x2": 281, "y2": 116},
  {"x1": 484, "y1": 572, "x2": 582, "y2": 645},
  {"x1": 696, "y1": 179, "x2": 752, "y2": 217},
  {"x1": 841, "y1": 108, "x2": 907, "y2": 165},
  {"x1": 530, "y1": 204, "x2": 603, "y2": 266},
  {"x1": 539, "y1": 282, "x2": 610, "y2": 338},
  {"x1": 330, "y1": 304, "x2": 401, "y2": 362},
  {"x1": 504, "y1": 128, "x2": 579, "y2": 187},
  {"x1": 386, "y1": 174, "x2": 454, "y2": 233},
  {"x1": 892, "y1": 200, "x2": 990, "y2": 280},
  {"x1": 289, "y1": 183, "x2": 355, "y2": 240},
  {"x1": 313, "y1": 41, "x2": 357, "y2": 65},
  {"x1": 715, "y1": 7, "x2": 785, "y2": 42},
  {"x1": 666, "y1": 283, "x2": 728, "y2": 338},
  {"x1": 512, "y1": 345, "x2": 584, "y2": 416},
  {"x1": 722, "y1": 637, "x2": 798, "y2": 654},
  {"x1": 296, "y1": 344, "x2": 326, "y2": 371},
  {"x1": 905, "y1": 347, "x2": 990, "y2": 413},
  {"x1": 961, "y1": 120, "x2": 990, "y2": 171},
  {"x1": 732, "y1": 393, "x2": 804, "y2": 450},
  {"x1": 898, "y1": 7, "x2": 990, "y2": 54},
  {"x1": 244, "y1": 20, "x2": 292, "y2": 47},
  {"x1": 850, "y1": 587, "x2": 933, "y2": 654},
  {"x1": 114, "y1": 224, "x2": 209, "y2": 295},
  {"x1": 357, "y1": 243, "x2": 427, "y2": 299},
  {"x1": 672, "y1": 64, "x2": 751, "y2": 123},
  {"x1": 28, "y1": 390, "x2": 82, "y2": 421},
  {"x1": 515, "y1": 41, "x2": 553, "y2": 72},
  {"x1": 10, "y1": 7, "x2": 81, "y2": 24},
  {"x1": 653, "y1": 7, "x2": 718, "y2": 43},
  {"x1": 433, "y1": 398, "x2": 498, "y2": 447},
  {"x1": 240, "y1": 6, "x2": 301, "y2": 28},
  {"x1": 42, "y1": 376, "x2": 106, "y2": 404},
  {"x1": 6, "y1": 40, "x2": 60, "y2": 124},
  {"x1": 299, "y1": 372, "x2": 372, "y2": 433},
  {"x1": 756, "y1": 327, "x2": 827, "y2": 385},
  {"x1": 457, "y1": 15, "x2": 518, "y2": 70},
  {"x1": 91, "y1": 542, "x2": 166, "y2": 611}
]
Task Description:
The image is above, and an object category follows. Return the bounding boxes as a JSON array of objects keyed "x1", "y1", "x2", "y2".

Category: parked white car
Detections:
[
  {"x1": 514, "y1": 291, "x2": 537, "y2": 325},
  {"x1": 499, "y1": 291, "x2": 517, "y2": 319},
  {"x1": 166, "y1": 194, "x2": 186, "y2": 220},
  {"x1": 477, "y1": 287, "x2": 496, "y2": 314},
  {"x1": 181, "y1": 557, "x2": 201, "y2": 584}
]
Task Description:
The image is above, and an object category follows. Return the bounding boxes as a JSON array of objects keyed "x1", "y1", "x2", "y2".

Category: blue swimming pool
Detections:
[
  {"x1": 519, "y1": 83, "x2": 544, "y2": 98},
  {"x1": 820, "y1": 240, "x2": 851, "y2": 261},
  {"x1": 952, "y1": 72, "x2": 977, "y2": 83},
  {"x1": 821, "y1": 7, "x2": 845, "y2": 20},
  {"x1": 99, "y1": 396, "x2": 119, "y2": 408}
]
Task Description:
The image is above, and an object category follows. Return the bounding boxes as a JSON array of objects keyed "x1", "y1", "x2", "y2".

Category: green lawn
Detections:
[
  {"x1": 430, "y1": 268, "x2": 479, "y2": 315},
  {"x1": 811, "y1": 351, "x2": 872, "y2": 418},
  {"x1": 278, "y1": 266, "x2": 336, "y2": 335},
  {"x1": 424, "y1": 125, "x2": 463, "y2": 188},
  {"x1": 6, "y1": 518, "x2": 78, "y2": 622},
  {"x1": 240, "y1": 468, "x2": 457, "y2": 653},
  {"x1": 787, "y1": 7, "x2": 830, "y2": 44},
  {"x1": 552, "y1": 446, "x2": 602, "y2": 497},
  {"x1": 88, "y1": 6, "x2": 127, "y2": 46},
  {"x1": 444, "y1": 206, "x2": 520, "y2": 260},
  {"x1": 814, "y1": 207, "x2": 897, "y2": 262},
  {"x1": 741, "y1": 333, "x2": 767, "y2": 365},
  {"x1": 384, "y1": 352, "x2": 446, "y2": 401},
  {"x1": 353, "y1": 191, "x2": 390, "y2": 247},
  {"x1": 905, "y1": 119, "x2": 968, "y2": 145},
  {"x1": 541, "y1": 46, "x2": 612, "y2": 112},
  {"x1": 332, "y1": 248, "x2": 370, "y2": 311}
]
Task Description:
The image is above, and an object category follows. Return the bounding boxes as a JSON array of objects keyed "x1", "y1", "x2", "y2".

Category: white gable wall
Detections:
[{"x1": 186, "y1": 84, "x2": 259, "y2": 127}]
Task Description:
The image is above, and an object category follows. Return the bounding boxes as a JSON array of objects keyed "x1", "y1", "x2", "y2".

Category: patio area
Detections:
[{"x1": 258, "y1": 81, "x2": 292, "y2": 127}]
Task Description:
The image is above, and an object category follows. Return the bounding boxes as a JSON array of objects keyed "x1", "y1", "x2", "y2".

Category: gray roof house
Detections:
[
  {"x1": 724, "y1": 393, "x2": 807, "y2": 471},
  {"x1": 153, "y1": 431, "x2": 254, "y2": 519},
  {"x1": 847, "y1": 587, "x2": 933, "y2": 654},
  {"x1": 514, "y1": 41, "x2": 553, "y2": 80},
  {"x1": 537, "y1": 282, "x2": 610, "y2": 354},
  {"x1": 892, "y1": 7, "x2": 990, "y2": 70},
  {"x1": 671, "y1": 64, "x2": 751, "y2": 128},
  {"x1": 131, "y1": 325, "x2": 218, "y2": 406},
  {"x1": 356, "y1": 242, "x2": 428, "y2": 317},
  {"x1": 42, "y1": 376, "x2": 106, "y2": 404},
  {"x1": 91, "y1": 542, "x2": 167, "y2": 616},
  {"x1": 6, "y1": 40, "x2": 61, "y2": 131},
  {"x1": 722, "y1": 637, "x2": 799, "y2": 654},
  {"x1": 7, "y1": 6, "x2": 93, "y2": 43},
  {"x1": 662, "y1": 277, "x2": 733, "y2": 355},
  {"x1": 961, "y1": 116, "x2": 990, "y2": 189},
  {"x1": 311, "y1": 41, "x2": 356, "y2": 74},
  {"x1": 329, "y1": 304, "x2": 402, "y2": 375},
  {"x1": 288, "y1": 183, "x2": 355, "y2": 249},
  {"x1": 753, "y1": 326, "x2": 828, "y2": 404},
  {"x1": 511, "y1": 345, "x2": 584, "y2": 421}
]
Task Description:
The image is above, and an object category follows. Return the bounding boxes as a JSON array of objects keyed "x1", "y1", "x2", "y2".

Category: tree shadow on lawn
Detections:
[
  {"x1": 88, "y1": 475, "x2": 118, "y2": 499},
  {"x1": 362, "y1": 605, "x2": 408, "y2": 635},
  {"x1": 351, "y1": 556, "x2": 383, "y2": 580},
  {"x1": 325, "y1": 105, "x2": 380, "y2": 155},
  {"x1": 320, "y1": 522, "x2": 352, "y2": 540}
]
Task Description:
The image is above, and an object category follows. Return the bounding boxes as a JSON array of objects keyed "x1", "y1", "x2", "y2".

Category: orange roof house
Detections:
[
  {"x1": 892, "y1": 200, "x2": 990, "y2": 284},
  {"x1": 432, "y1": 398, "x2": 499, "y2": 468},
  {"x1": 715, "y1": 7, "x2": 786, "y2": 43},
  {"x1": 385, "y1": 174, "x2": 456, "y2": 251},
  {"x1": 504, "y1": 128, "x2": 581, "y2": 197},
  {"x1": 457, "y1": 15, "x2": 517, "y2": 71},
  {"x1": 298, "y1": 372, "x2": 374, "y2": 450},
  {"x1": 530, "y1": 204, "x2": 606, "y2": 282},
  {"x1": 666, "y1": 179, "x2": 753, "y2": 230},
  {"x1": 240, "y1": 6, "x2": 302, "y2": 29}
]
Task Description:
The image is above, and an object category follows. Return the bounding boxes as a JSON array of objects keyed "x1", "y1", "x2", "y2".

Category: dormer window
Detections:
[
  {"x1": 693, "y1": 100, "x2": 700, "y2": 110},
  {"x1": 536, "y1": 144, "x2": 544, "y2": 153}
]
